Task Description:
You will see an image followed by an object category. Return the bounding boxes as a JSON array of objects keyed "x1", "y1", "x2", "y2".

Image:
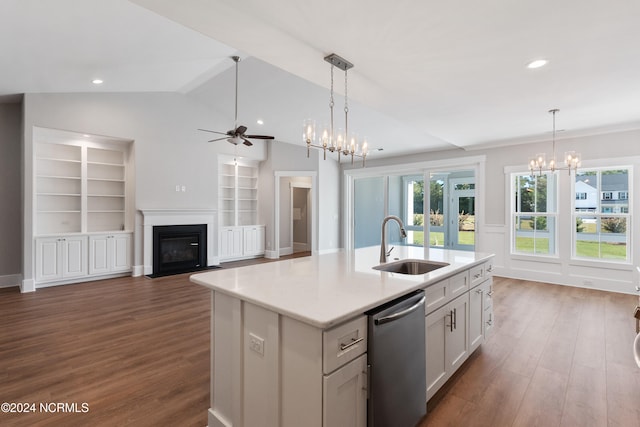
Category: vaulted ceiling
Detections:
[{"x1": 3, "y1": 0, "x2": 640, "y2": 157}]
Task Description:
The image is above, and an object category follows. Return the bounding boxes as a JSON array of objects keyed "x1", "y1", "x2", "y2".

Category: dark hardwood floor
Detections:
[{"x1": 1, "y1": 263, "x2": 638, "y2": 426}]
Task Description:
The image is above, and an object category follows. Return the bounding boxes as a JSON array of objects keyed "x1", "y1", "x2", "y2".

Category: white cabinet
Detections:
[
  {"x1": 425, "y1": 292, "x2": 469, "y2": 400},
  {"x1": 89, "y1": 233, "x2": 132, "y2": 275},
  {"x1": 219, "y1": 226, "x2": 243, "y2": 259},
  {"x1": 425, "y1": 260, "x2": 495, "y2": 400},
  {"x1": 323, "y1": 354, "x2": 367, "y2": 427},
  {"x1": 243, "y1": 225, "x2": 265, "y2": 256},
  {"x1": 468, "y1": 282, "x2": 485, "y2": 353},
  {"x1": 219, "y1": 225, "x2": 265, "y2": 261},
  {"x1": 35, "y1": 236, "x2": 88, "y2": 282}
]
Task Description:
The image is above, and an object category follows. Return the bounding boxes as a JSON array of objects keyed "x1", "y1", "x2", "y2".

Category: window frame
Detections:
[
  {"x1": 571, "y1": 167, "x2": 632, "y2": 264},
  {"x1": 510, "y1": 171, "x2": 559, "y2": 257}
]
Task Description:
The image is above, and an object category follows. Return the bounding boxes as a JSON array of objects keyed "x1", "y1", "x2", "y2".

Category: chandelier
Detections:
[
  {"x1": 303, "y1": 54, "x2": 368, "y2": 167},
  {"x1": 529, "y1": 109, "x2": 581, "y2": 175}
]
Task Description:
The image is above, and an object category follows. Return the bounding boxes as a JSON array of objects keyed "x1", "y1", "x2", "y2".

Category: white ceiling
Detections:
[{"x1": 3, "y1": 0, "x2": 640, "y2": 157}]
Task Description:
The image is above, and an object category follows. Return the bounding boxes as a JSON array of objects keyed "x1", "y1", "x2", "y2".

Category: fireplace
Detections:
[{"x1": 152, "y1": 224, "x2": 207, "y2": 276}]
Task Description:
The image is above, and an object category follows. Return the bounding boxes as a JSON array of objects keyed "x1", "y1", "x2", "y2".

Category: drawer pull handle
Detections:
[
  {"x1": 487, "y1": 291, "x2": 494, "y2": 297},
  {"x1": 340, "y1": 337, "x2": 364, "y2": 351},
  {"x1": 476, "y1": 289, "x2": 483, "y2": 294},
  {"x1": 487, "y1": 266, "x2": 493, "y2": 272},
  {"x1": 474, "y1": 273, "x2": 482, "y2": 279}
]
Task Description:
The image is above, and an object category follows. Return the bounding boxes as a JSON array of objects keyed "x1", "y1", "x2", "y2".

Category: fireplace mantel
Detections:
[{"x1": 140, "y1": 209, "x2": 217, "y2": 275}]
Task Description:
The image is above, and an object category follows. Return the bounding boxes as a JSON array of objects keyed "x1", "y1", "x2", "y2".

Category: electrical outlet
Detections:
[
  {"x1": 175, "y1": 185, "x2": 180, "y2": 192},
  {"x1": 181, "y1": 185, "x2": 186, "y2": 192},
  {"x1": 249, "y1": 333, "x2": 264, "y2": 356}
]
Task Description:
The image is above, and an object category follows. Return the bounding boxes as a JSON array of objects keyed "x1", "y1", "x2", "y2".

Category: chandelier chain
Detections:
[
  {"x1": 344, "y1": 69, "x2": 349, "y2": 141},
  {"x1": 329, "y1": 65, "x2": 335, "y2": 145}
]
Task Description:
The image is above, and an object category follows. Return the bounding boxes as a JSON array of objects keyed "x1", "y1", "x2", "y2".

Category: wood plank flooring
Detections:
[
  {"x1": 1, "y1": 270, "x2": 638, "y2": 426},
  {"x1": 421, "y1": 277, "x2": 640, "y2": 427}
]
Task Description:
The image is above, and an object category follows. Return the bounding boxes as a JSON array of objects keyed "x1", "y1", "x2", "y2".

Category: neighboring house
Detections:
[{"x1": 575, "y1": 172, "x2": 629, "y2": 213}]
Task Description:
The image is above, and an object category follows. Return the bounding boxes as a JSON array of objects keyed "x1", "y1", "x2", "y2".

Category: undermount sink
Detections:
[{"x1": 373, "y1": 259, "x2": 450, "y2": 275}]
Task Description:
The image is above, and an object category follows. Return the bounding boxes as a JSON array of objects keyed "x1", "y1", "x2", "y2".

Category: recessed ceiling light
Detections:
[
  {"x1": 92, "y1": 79, "x2": 104, "y2": 85},
  {"x1": 256, "y1": 119, "x2": 264, "y2": 125},
  {"x1": 82, "y1": 134, "x2": 91, "y2": 138},
  {"x1": 527, "y1": 59, "x2": 548, "y2": 69}
]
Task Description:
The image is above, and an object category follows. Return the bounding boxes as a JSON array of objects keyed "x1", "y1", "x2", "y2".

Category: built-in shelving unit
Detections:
[
  {"x1": 33, "y1": 128, "x2": 133, "y2": 287},
  {"x1": 218, "y1": 156, "x2": 264, "y2": 261}
]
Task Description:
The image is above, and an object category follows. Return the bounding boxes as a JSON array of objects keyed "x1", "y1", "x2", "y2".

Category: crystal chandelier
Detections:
[
  {"x1": 303, "y1": 54, "x2": 368, "y2": 167},
  {"x1": 529, "y1": 109, "x2": 581, "y2": 175}
]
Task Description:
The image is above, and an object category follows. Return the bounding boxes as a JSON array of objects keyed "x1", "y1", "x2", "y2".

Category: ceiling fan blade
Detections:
[
  {"x1": 236, "y1": 125, "x2": 248, "y2": 135},
  {"x1": 198, "y1": 128, "x2": 229, "y2": 136},
  {"x1": 245, "y1": 134, "x2": 275, "y2": 140},
  {"x1": 208, "y1": 137, "x2": 228, "y2": 143},
  {"x1": 242, "y1": 138, "x2": 253, "y2": 147}
]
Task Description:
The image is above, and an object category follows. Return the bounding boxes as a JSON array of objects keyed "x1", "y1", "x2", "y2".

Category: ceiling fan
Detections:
[{"x1": 198, "y1": 56, "x2": 274, "y2": 147}]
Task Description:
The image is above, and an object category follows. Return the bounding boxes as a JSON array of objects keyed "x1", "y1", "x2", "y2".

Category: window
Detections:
[
  {"x1": 402, "y1": 175, "x2": 425, "y2": 246},
  {"x1": 573, "y1": 169, "x2": 630, "y2": 261},
  {"x1": 576, "y1": 192, "x2": 587, "y2": 200},
  {"x1": 512, "y1": 173, "x2": 557, "y2": 255}
]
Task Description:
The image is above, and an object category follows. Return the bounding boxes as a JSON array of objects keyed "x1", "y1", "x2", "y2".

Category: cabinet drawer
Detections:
[
  {"x1": 323, "y1": 316, "x2": 367, "y2": 374},
  {"x1": 482, "y1": 278, "x2": 494, "y2": 311},
  {"x1": 485, "y1": 259, "x2": 495, "y2": 277},
  {"x1": 469, "y1": 263, "x2": 485, "y2": 288},
  {"x1": 425, "y1": 271, "x2": 469, "y2": 315}
]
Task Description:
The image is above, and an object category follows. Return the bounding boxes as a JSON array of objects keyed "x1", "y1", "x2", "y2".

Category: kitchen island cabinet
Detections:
[{"x1": 191, "y1": 246, "x2": 494, "y2": 427}]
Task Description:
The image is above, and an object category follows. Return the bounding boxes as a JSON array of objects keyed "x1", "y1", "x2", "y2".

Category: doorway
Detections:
[
  {"x1": 429, "y1": 171, "x2": 475, "y2": 251},
  {"x1": 292, "y1": 186, "x2": 311, "y2": 253}
]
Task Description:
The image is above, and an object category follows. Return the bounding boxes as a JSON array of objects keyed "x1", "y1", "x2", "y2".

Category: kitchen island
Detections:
[{"x1": 190, "y1": 246, "x2": 494, "y2": 427}]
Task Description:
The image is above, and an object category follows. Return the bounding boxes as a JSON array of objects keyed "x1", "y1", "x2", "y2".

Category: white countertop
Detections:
[{"x1": 190, "y1": 246, "x2": 493, "y2": 329}]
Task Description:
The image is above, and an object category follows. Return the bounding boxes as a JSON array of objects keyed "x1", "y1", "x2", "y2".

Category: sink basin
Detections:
[{"x1": 373, "y1": 259, "x2": 449, "y2": 275}]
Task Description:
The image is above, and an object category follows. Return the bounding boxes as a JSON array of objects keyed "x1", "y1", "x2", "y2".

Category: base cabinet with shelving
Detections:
[
  {"x1": 89, "y1": 233, "x2": 132, "y2": 275},
  {"x1": 219, "y1": 225, "x2": 265, "y2": 261},
  {"x1": 35, "y1": 236, "x2": 88, "y2": 282}
]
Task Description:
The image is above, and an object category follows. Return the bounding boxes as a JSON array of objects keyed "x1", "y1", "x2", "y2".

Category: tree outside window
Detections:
[{"x1": 512, "y1": 173, "x2": 557, "y2": 255}]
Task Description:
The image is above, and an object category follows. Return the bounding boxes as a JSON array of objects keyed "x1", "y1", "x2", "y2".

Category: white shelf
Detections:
[
  {"x1": 36, "y1": 141, "x2": 129, "y2": 235},
  {"x1": 219, "y1": 160, "x2": 259, "y2": 227}
]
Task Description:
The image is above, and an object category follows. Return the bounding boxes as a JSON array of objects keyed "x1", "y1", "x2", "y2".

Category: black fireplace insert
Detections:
[{"x1": 152, "y1": 224, "x2": 207, "y2": 276}]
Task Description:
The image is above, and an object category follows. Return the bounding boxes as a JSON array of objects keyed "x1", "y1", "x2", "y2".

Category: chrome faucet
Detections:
[{"x1": 380, "y1": 215, "x2": 407, "y2": 263}]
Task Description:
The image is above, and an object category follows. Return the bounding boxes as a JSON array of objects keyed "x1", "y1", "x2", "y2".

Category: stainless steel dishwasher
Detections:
[{"x1": 367, "y1": 289, "x2": 426, "y2": 427}]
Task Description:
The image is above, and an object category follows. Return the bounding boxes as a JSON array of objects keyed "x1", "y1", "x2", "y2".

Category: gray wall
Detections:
[{"x1": 0, "y1": 102, "x2": 22, "y2": 285}]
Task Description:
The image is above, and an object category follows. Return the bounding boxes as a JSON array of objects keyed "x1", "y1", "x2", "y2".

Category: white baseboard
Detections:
[
  {"x1": 132, "y1": 265, "x2": 144, "y2": 277},
  {"x1": 293, "y1": 242, "x2": 309, "y2": 252},
  {"x1": 21, "y1": 278, "x2": 35, "y2": 293},
  {"x1": 279, "y1": 246, "x2": 293, "y2": 256},
  {"x1": 317, "y1": 247, "x2": 343, "y2": 255},
  {"x1": 264, "y1": 250, "x2": 278, "y2": 259},
  {"x1": 0, "y1": 274, "x2": 21, "y2": 289}
]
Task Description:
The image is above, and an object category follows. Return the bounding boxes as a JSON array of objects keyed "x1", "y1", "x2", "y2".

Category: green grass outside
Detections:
[
  {"x1": 515, "y1": 237, "x2": 626, "y2": 259},
  {"x1": 410, "y1": 231, "x2": 475, "y2": 247}
]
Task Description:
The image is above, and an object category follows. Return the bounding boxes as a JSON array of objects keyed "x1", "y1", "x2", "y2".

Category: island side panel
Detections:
[
  {"x1": 281, "y1": 316, "x2": 323, "y2": 427},
  {"x1": 243, "y1": 302, "x2": 280, "y2": 426},
  {"x1": 211, "y1": 291, "x2": 243, "y2": 427}
]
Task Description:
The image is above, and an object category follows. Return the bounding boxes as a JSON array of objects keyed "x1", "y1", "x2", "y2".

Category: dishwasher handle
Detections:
[{"x1": 374, "y1": 295, "x2": 426, "y2": 325}]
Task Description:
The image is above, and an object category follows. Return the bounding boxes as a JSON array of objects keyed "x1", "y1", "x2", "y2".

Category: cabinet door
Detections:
[
  {"x1": 243, "y1": 226, "x2": 265, "y2": 256},
  {"x1": 35, "y1": 238, "x2": 62, "y2": 281},
  {"x1": 447, "y1": 293, "x2": 469, "y2": 373},
  {"x1": 468, "y1": 284, "x2": 485, "y2": 353},
  {"x1": 425, "y1": 305, "x2": 449, "y2": 400},
  {"x1": 111, "y1": 233, "x2": 132, "y2": 272},
  {"x1": 62, "y1": 236, "x2": 87, "y2": 278},
  {"x1": 89, "y1": 235, "x2": 110, "y2": 275},
  {"x1": 322, "y1": 354, "x2": 367, "y2": 427},
  {"x1": 220, "y1": 227, "x2": 243, "y2": 258}
]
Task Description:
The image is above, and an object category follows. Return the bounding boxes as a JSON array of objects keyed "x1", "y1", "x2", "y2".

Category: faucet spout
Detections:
[{"x1": 380, "y1": 215, "x2": 407, "y2": 263}]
